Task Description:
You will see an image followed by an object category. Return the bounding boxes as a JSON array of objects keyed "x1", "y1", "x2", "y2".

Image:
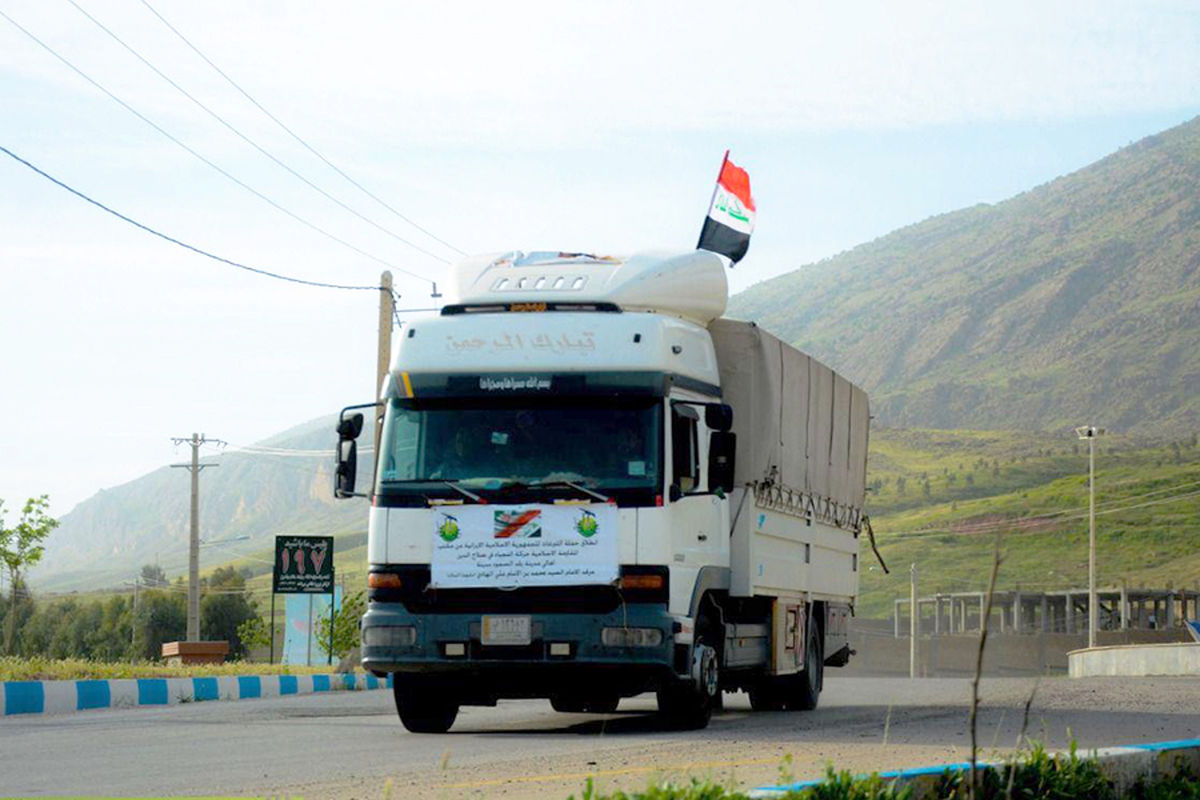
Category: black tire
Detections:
[
  {"x1": 748, "y1": 684, "x2": 784, "y2": 711},
  {"x1": 551, "y1": 696, "x2": 620, "y2": 714},
  {"x1": 585, "y1": 697, "x2": 620, "y2": 713},
  {"x1": 656, "y1": 636, "x2": 719, "y2": 730},
  {"x1": 550, "y1": 696, "x2": 586, "y2": 713},
  {"x1": 393, "y1": 680, "x2": 459, "y2": 733},
  {"x1": 785, "y1": 617, "x2": 823, "y2": 711}
]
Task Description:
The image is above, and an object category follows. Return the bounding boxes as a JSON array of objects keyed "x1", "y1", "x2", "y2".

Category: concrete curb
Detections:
[
  {"x1": 1068, "y1": 642, "x2": 1200, "y2": 677},
  {"x1": 750, "y1": 737, "x2": 1200, "y2": 797},
  {"x1": 1, "y1": 672, "x2": 394, "y2": 717}
]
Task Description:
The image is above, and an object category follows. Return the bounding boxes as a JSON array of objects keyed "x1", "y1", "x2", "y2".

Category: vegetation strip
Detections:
[{"x1": 747, "y1": 738, "x2": 1200, "y2": 799}]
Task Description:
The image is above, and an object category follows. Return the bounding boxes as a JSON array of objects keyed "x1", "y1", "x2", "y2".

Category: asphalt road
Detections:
[{"x1": 3, "y1": 676, "x2": 1199, "y2": 798}]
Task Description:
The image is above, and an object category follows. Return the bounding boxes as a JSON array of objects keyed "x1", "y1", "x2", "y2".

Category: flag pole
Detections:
[{"x1": 696, "y1": 150, "x2": 731, "y2": 249}]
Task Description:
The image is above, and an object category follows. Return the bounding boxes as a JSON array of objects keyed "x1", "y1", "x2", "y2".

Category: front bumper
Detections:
[{"x1": 361, "y1": 601, "x2": 681, "y2": 700}]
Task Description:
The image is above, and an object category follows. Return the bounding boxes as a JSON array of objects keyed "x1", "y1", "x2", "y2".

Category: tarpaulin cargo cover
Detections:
[{"x1": 709, "y1": 318, "x2": 869, "y2": 516}]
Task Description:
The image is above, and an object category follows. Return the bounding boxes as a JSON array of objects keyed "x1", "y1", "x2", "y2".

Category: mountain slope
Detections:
[
  {"x1": 729, "y1": 116, "x2": 1200, "y2": 434},
  {"x1": 34, "y1": 416, "x2": 373, "y2": 591}
]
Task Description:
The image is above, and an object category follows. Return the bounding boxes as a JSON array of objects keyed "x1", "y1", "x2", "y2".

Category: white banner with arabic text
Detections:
[{"x1": 431, "y1": 504, "x2": 618, "y2": 588}]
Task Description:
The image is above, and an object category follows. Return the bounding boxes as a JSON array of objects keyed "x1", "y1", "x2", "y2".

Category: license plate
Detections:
[{"x1": 481, "y1": 615, "x2": 532, "y2": 646}]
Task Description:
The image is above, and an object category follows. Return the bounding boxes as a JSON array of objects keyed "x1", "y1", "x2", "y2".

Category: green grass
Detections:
[
  {"x1": 0, "y1": 655, "x2": 364, "y2": 681},
  {"x1": 860, "y1": 428, "x2": 1200, "y2": 618},
  {"x1": 565, "y1": 743, "x2": 1200, "y2": 799}
]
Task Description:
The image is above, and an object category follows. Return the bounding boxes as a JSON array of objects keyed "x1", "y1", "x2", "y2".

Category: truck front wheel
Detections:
[
  {"x1": 393, "y1": 678, "x2": 459, "y2": 733},
  {"x1": 656, "y1": 637, "x2": 719, "y2": 729}
]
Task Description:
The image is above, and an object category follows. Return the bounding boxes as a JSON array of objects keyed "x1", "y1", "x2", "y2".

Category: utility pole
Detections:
[
  {"x1": 375, "y1": 271, "x2": 394, "y2": 462},
  {"x1": 1076, "y1": 426, "x2": 1104, "y2": 649},
  {"x1": 131, "y1": 577, "x2": 140, "y2": 657},
  {"x1": 171, "y1": 433, "x2": 224, "y2": 642},
  {"x1": 910, "y1": 563, "x2": 919, "y2": 679}
]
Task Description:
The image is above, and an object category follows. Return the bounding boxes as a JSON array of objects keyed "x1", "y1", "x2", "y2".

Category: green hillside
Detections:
[
  {"x1": 34, "y1": 415, "x2": 374, "y2": 592},
  {"x1": 859, "y1": 428, "x2": 1200, "y2": 618},
  {"x1": 729, "y1": 116, "x2": 1200, "y2": 436}
]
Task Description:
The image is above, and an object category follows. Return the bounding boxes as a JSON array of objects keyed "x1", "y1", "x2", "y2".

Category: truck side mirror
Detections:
[
  {"x1": 708, "y1": 431, "x2": 736, "y2": 493},
  {"x1": 334, "y1": 411, "x2": 364, "y2": 499},
  {"x1": 335, "y1": 439, "x2": 358, "y2": 498},
  {"x1": 705, "y1": 403, "x2": 734, "y2": 433},
  {"x1": 338, "y1": 413, "x2": 364, "y2": 440}
]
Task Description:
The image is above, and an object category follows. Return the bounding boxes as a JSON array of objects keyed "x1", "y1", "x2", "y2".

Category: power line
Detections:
[
  {"x1": 65, "y1": 0, "x2": 451, "y2": 266},
  {"x1": 226, "y1": 446, "x2": 335, "y2": 457},
  {"x1": 0, "y1": 144, "x2": 382, "y2": 292},
  {"x1": 138, "y1": 0, "x2": 466, "y2": 259},
  {"x1": 0, "y1": 8, "x2": 434, "y2": 286}
]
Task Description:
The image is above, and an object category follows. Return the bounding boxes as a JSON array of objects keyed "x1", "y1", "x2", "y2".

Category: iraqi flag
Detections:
[{"x1": 697, "y1": 151, "x2": 755, "y2": 264}]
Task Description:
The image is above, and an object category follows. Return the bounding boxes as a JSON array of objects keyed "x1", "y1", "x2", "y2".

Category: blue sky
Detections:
[{"x1": 1, "y1": 0, "x2": 1198, "y2": 517}]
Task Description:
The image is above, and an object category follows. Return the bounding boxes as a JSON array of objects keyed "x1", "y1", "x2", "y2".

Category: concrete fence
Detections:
[
  {"x1": 1, "y1": 672, "x2": 393, "y2": 717},
  {"x1": 844, "y1": 620, "x2": 1189, "y2": 677}
]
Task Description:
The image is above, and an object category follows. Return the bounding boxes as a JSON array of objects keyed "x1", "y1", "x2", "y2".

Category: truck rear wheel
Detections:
[
  {"x1": 785, "y1": 620, "x2": 823, "y2": 711},
  {"x1": 393, "y1": 679, "x2": 459, "y2": 733},
  {"x1": 748, "y1": 684, "x2": 784, "y2": 711}
]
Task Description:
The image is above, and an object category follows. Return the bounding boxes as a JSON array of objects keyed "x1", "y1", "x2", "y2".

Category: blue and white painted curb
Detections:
[
  {"x1": 1, "y1": 672, "x2": 393, "y2": 717},
  {"x1": 750, "y1": 737, "x2": 1200, "y2": 797}
]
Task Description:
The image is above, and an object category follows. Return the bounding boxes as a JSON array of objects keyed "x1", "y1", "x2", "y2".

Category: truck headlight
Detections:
[
  {"x1": 601, "y1": 627, "x2": 663, "y2": 647},
  {"x1": 364, "y1": 625, "x2": 416, "y2": 647}
]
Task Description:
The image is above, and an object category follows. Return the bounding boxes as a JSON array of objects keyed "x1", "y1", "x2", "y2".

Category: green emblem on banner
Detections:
[
  {"x1": 575, "y1": 509, "x2": 599, "y2": 537},
  {"x1": 437, "y1": 515, "x2": 460, "y2": 542}
]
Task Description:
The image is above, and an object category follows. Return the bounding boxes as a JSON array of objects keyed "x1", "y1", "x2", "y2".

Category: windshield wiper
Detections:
[
  {"x1": 442, "y1": 480, "x2": 484, "y2": 503},
  {"x1": 379, "y1": 478, "x2": 485, "y2": 503},
  {"x1": 522, "y1": 479, "x2": 611, "y2": 503}
]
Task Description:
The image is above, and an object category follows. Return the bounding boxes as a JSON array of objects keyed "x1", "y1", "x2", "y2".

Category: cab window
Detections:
[{"x1": 671, "y1": 404, "x2": 699, "y2": 493}]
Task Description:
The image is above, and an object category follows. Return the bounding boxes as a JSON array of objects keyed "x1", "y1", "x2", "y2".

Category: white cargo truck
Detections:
[{"x1": 334, "y1": 250, "x2": 870, "y2": 732}]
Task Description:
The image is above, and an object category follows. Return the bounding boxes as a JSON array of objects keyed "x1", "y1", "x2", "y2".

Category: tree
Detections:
[
  {"x1": 236, "y1": 613, "x2": 271, "y2": 657},
  {"x1": 315, "y1": 591, "x2": 366, "y2": 661},
  {"x1": 0, "y1": 574, "x2": 35, "y2": 656},
  {"x1": 140, "y1": 563, "x2": 167, "y2": 588},
  {"x1": 200, "y1": 566, "x2": 257, "y2": 658},
  {"x1": 135, "y1": 590, "x2": 186, "y2": 660},
  {"x1": 0, "y1": 495, "x2": 58, "y2": 654}
]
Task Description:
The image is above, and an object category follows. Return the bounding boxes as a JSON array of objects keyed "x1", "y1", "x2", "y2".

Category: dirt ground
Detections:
[{"x1": 286, "y1": 676, "x2": 1200, "y2": 799}]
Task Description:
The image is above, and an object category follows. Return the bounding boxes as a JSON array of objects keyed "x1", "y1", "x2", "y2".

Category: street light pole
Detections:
[{"x1": 1076, "y1": 426, "x2": 1105, "y2": 649}]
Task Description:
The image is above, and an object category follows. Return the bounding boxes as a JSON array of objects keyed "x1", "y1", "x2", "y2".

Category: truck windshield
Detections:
[{"x1": 375, "y1": 397, "x2": 662, "y2": 500}]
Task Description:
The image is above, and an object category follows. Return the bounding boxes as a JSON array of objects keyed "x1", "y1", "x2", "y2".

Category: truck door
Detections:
[{"x1": 670, "y1": 403, "x2": 729, "y2": 573}]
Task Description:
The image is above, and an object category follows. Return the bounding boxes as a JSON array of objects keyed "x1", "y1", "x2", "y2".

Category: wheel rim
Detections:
[{"x1": 693, "y1": 643, "x2": 719, "y2": 698}]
